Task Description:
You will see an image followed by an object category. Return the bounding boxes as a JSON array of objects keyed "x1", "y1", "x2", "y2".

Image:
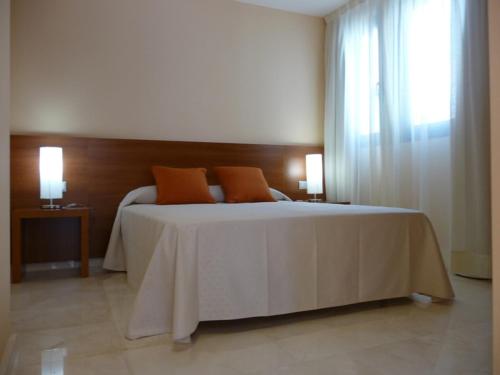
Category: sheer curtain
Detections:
[
  {"x1": 324, "y1": 0, "x2": 490, "y2": 274},
  {"x1": 450, "y1": 0, "x2": 491, "y2": 277}
]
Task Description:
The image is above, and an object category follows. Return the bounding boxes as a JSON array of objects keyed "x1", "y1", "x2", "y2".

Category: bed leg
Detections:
[
  {"x1": 176, "y1": 336, "x2": 192, "y2": 344},
  {"x1": 411, "y1": 293, "x2": 433, "y2": 304}
]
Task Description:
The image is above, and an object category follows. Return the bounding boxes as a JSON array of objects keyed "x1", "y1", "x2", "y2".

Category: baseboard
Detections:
[
  {"x1": 25, "y1": 258, "x2": 104, "y2": 273},
  {"x1": 0, "y1": 334, "x2": 16, "y2": 375},
  {"x1": 451, "y1": 250, "x2": 492, "y2": 279}
]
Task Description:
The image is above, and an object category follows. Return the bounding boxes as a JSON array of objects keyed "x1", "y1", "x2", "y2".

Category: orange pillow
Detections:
[
  {"x1": 214, "y1": 167, "x2": 276, "y2": 203},
  {"x1": 152, "y1": 166, "x2": 215, "y2": 205}
]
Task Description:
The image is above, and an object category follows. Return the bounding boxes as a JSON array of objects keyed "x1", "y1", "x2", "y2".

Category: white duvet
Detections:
[{"x1": 104, "y1": 193, "x2": 454, "y2": 341}]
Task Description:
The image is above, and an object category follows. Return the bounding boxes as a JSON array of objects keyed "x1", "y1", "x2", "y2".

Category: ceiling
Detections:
[{"x1": 235, "y1": 0, "x2": 349, "y2": 17}]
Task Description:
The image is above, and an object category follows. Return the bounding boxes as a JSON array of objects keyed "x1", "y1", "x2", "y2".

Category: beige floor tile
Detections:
[
  {"x1": 429, "y1": 331, "x2": 492, "y2": 374},
  {"x1": 210, "y1": 341, "x2": 298, "y2": 374},
  {"x1": 11, "y1": 304, "x2": 112, "y2": 333},
  {"x1": 262, "y1": 354, "x2": 387, "y2": 375},
  {"x1": 122, "y1": 344, "x2": 243, "y2": 375},
  {"x1": 12, "y1": 351, "x2": 131, "y2": 375},
  {"x1": 193, "y1": 328, "x2": 274, "y2": 353},
  {"x1": 257, "y1": 318, "x2": 331, "y2": 340},
  {"x1": 345, "y1": 336, "x2": 443, "y2": 375},
  {"x1": 13, "y1": 322, "x2": 123, "y2": 367},
  {"x1": 275, "y1": 317, "x2": 416, "y2": 362},
  {"x1": 8, "y1": 268, "x2": 491, "y2": 375},
  {"x1": 63, "y1": 352, "x2": 132, "y2": 375}
]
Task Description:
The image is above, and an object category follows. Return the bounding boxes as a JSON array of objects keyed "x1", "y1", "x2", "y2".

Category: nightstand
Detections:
[{"x1": 11, "y1": 207, "x2": 90, "y2": 283}]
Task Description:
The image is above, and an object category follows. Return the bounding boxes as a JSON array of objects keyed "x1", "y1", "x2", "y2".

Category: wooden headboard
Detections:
[{"x1": 11, "y1": 134, "x2": 324, "y2": 261}]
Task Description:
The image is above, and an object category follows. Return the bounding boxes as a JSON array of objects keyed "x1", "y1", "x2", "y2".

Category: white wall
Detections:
[
  {"x1": 489, "y1": 0, "x2": 500, "y2": 372},
  {"x1": 0, "y1": 0, "x2": 10, "y2": 358},
  {"x1": 11, "y1": 0, "x2": 325, "y2": 145}
]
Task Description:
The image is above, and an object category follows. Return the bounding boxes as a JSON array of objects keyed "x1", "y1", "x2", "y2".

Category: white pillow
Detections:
[
  {"x1": 132, "y1": 185, "x2": 226, "y2": 204},
  {"x1": 131, "y1": 185, "x2": 291, "y2": 204},
  {"x1": 133, "y1": 186, "x2": 157, "y2": 204},
  {"x1": 270, "y1": 188, "x2": 292, "y2": 201},
  {"x1": 209, "y1": 185, "x2": 225, "y2": 202}
]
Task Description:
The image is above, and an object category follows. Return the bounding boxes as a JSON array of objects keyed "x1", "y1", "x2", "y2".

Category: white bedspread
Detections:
[{"x1": 104, "y1": 199, "x2": 454, "y2": 341}]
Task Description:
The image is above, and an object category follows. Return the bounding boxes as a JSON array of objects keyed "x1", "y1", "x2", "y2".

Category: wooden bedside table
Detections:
[{"x1": 11, "y1": 207, "x2": 90, "y2": 283}]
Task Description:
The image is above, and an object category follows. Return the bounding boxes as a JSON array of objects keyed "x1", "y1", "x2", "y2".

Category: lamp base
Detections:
[
  {"x1": 40, "y1": 204, "x2": 62, "y2": 210},
  {"x1": 308, "y1": 199, "x2": 322, "y2": 203}
]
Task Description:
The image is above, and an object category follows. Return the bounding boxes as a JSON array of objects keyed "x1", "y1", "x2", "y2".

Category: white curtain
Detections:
[
  {"x1": 450, "y1": 0, "x2": 491, "y2": 277},
  {"x1": 324, "y1": 0, "x2": 490, "y2": 275}
]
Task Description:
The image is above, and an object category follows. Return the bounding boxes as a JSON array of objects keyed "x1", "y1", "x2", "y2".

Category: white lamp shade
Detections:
[
  {"x1": 306, "y1": 154, "x2": 323, "y2": 195},
  {"x1": 39, "y1": 147, "x2": 64, "y2": 200}
]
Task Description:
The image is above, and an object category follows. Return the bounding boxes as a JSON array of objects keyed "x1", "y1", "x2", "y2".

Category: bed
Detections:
[{"x1": 103, "y1": 187, "x2": 454, "y2": 342}]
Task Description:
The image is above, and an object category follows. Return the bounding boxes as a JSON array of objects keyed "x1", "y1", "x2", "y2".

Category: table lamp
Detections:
[
  {"x1": 306, "y1": 154, "x2": 323, "y2": 202},
  {"x1": 39, "y1": 147, "x2": 64, "y2": 209}
]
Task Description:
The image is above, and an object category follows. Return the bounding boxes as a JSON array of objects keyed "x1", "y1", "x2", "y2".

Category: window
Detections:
[
  {"x1": 342, "y1": 0, "x2": 452, "y2": 138},
  {"x1": 408, "y1": 0, "x2": 451, "y2": 128},
  {"x1": 344, "y1": 26, "x2": 380, "y2": 136}
]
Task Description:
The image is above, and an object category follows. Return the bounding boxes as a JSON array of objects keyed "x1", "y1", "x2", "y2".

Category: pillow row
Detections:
[
  {"x1": 152, "y1": 166, "x2": 277, "y2": 205},
  {"x1": 132, "y1": 185, "x2": 291, "y2": 205}
]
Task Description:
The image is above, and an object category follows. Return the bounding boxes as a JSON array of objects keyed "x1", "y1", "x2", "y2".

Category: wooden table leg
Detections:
[
  {"x1": 11, "y1": 213, "x2": 22, "y2": 283},
  {"x1": 80, "y1": 212, "x2": 89, "y2": 278}
]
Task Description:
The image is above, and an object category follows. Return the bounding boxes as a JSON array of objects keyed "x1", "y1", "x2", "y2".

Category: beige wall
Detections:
[
  {"x1": 11, "y1": 0, "x2": 325, "y2": 145},
  {"x1": 489, "y1": 0, "x2": 500, "y2": 373},
  {"x1": 0, "y1": 0, "x2": 10, "y2": 358}
]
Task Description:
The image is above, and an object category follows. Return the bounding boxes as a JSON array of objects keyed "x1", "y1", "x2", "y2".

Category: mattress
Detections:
[{"x1": 104, "y1": 200, "x2": 454, "y2": 341}]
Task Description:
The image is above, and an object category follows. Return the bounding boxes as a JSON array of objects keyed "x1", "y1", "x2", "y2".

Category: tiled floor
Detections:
[{"x1": 7, "y1": 266, "x2": 491, "y2": 375}]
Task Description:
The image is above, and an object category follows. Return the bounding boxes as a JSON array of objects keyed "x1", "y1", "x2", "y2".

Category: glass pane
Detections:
[{"x1": 408, "y1": 0, "x2": 451, "y2": 127}]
